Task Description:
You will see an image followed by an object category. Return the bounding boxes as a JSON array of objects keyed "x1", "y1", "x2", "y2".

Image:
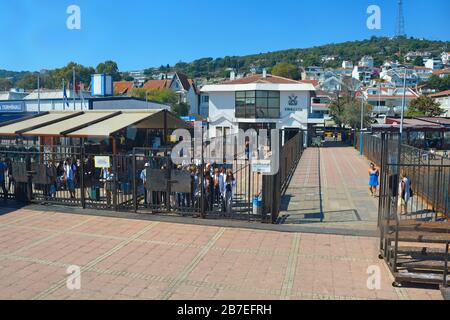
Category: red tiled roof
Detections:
[
  {"x1": 299, "y1": 80, "x2": 319, "y2": 87},
  {"x1": 432, "y1": 69, "x2": 450, "y2": 75},
  {"x1": 143, "y1": 80, "x2": 171, "y2": 90},
  {"x1": 113, "y1": 81, "x2": 134, "y2": 95},
  {"x1": 222, "y1": 74, "x2": 301, "y2": 85},
  {"x1": 428, "y1": 90, "x2": 450, "y2": 98}
]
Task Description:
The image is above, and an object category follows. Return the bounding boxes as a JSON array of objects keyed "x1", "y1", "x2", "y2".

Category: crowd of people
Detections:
[
  {"x1": 139, "y1": 161, "x2": 238, "y2": 214},
  {"x1": 0, "y1": 154, "x2": 240, "y2": 214}
]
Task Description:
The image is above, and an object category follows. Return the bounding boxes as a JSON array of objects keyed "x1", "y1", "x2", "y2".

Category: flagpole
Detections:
[
  {"x1": 73, "y1": 67, "x2": 76, "y2": 110},
  {"x1": 63, "y1": 78, "x2": 66, "y2": 111},
  {"x1": 37, "y1": 72, "x2": 41, "y2": 114}
]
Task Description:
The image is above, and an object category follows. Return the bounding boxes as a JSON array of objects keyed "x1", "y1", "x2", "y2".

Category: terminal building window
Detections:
[{"x1": 235, "y1": 91, "x2": 280, "y2": 119}]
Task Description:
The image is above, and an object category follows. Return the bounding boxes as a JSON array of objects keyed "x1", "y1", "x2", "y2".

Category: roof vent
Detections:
[
  {"x1": 230, "y1": 71, "x2": 236, "y2": 81},
  {"x1": 263, "y1": 68, "x2": 267, "y2": 78}
]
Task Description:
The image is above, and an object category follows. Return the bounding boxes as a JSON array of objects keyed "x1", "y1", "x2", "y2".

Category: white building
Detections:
[
  {"x1": 358, "y1": 56, "x2": 374, "y2": 68},
  {"x1": 200, "y1": 73, "x2": 315, "y2": 143},
  {"x1": 352, "y1": 66, "x2": 372, "y2": 85},
  {"x1": 425, "y1": 58, "x2": 443, "y2": 70},
  {"x1": 304, "y1": 66, "x2": 324, "y2": 81},
  {"x1": 441, "y1": 52, "x2": 450, "y2": 65},
  {"x1": 362, "y1": 86, "x2": 419, "y2": 117},
  {"x1": 429, "y1": 90, "x2": 450, "y2": 117},
  {"x1": 342, "y1": 61, "x2": 353, "y2": 69}
]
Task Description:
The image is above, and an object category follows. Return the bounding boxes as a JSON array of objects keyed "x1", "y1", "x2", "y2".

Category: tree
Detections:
[
  {"x1": 15, "y1": 73, "x2": 39, "y2": 90},
  {"x1": 406, "y1": 95, "x2": 445, "y2": 117},
  {"x1": 426, "y1": 75, "x2": 450, "y2": 92},
  {"x1": 412, "y1": 56, "x2": 424, "y2": 66},
  {"x1": 96, "y1": 60, "x2": 122, "y2": 81},
  {"x1": 172, "y1": 102, "x2": 190, "y2": 117},
  {"x1": 271, "y1": 62, "x2": 301, "y2": 80},
  {"x1": 329, "y1": 95, "x2": 372, "y2": 129},
  {"x1": 129, "y1": 88, "x2": 179, "y2": 105},
  {"x1": 0, "y1": 78, "x2": 13, "y2": 91}
]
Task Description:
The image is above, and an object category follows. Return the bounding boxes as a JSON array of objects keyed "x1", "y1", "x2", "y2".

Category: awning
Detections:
[
  {"x1": 0, "y1": 112, "x2": 81, "y2": 136},
  {"x1": 0, "y1": 110, "x2": 191, "y2": 138},
  {"x1": 22, "y1": 111, "x2": 118, "y2": 137},
  {"x1": 66, "y1": 110, "x2": 191, "y2": 138}
]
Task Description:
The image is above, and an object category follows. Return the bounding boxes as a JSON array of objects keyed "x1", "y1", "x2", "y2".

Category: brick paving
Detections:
[
  {"x1": 280, "y1": 144, "x2": 380, "y2": 233},
  {"x1": 0, "y1": 207, "x2": 442, "y2": 300}
]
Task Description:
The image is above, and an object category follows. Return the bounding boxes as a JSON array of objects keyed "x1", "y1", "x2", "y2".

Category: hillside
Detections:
[
  {"x1": 0, "y1": 37, "x2": 449, "y2": 89},
  {"x1": 162, "y1": 37, "x2": 449, "y2": 78}
]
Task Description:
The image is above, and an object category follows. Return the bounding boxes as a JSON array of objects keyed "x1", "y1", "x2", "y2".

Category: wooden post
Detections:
[{"x1": 112, "y1": 137, "x2": 117, "y2": 155}]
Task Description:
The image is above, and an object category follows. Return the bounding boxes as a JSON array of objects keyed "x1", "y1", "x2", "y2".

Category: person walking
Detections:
[
  {"x1": 0, "y1": 157, "x2": 8, "y2": 202},
  {"x1": 398, "y1": 171, "x2": 412, "y2": 215},
  {"x1": 368, "y1": 162, "x2": 379, "y2": 197}
]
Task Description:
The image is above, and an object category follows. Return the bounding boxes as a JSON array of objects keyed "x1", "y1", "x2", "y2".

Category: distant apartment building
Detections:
[
  {"x1": 143, "y1": 72, "x2": 199, "y2": 115},
  {"x1": 405, "y1": 51, "x2": 431, "y2": 62},
  {"x1": 358, "y1": 56, "x2": 374, "y2": 68},
  {"x1": 442, "y1": 52, "x2": 450, "y2": 65},
  {"x1": 127, "y1": 70, "x2": 147, "y2": 85},
  {"x1": 425, "y1": 58, "x2": 443, "y2": 70},
  {"x1": 352, "y1": 66, "x2": 372, "y2": 85},
  {"x1": 432, "y1": 69, "x2": 450, "y2": 78},
  {"x1": 429, "y1": 90, "x2": 450, "y2": 117},
  {"x1": 380, "y1": 68, "x2": 419, "y2": 87},
  {"x1": 304, "y1": 66, "x2": 324, "y2": 81},
  {"x1": 342, "y1": 60, "x2": 353, "y2": 69},
  {"x1": 361, "y1": 86, "x2": 419, "y2": 117},
  {"x1": 413, "y1": 66, "x2": 433, "y2": 82}
]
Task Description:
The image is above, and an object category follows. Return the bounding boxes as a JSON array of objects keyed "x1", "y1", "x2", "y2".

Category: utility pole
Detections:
[
  {"x1": 37, "y1": 72, "x2": 41, "y2": 114},
  {"x1": 73, "y1": 67, "x2": 76, "y2": 110}
]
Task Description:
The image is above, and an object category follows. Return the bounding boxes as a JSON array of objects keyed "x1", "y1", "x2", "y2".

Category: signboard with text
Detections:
[
  {"x1": 94, "y1": 156, "x2": 111, "y2": 168},
  {"x1": 252, "y1": 160, "x2": 272, "y2": 173},
  {"x1": 0, "y1": 101, "x2": 25, "y2": 113}
]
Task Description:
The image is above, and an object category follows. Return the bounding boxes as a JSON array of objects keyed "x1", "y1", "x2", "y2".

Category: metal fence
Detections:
[
  {"x1": 262, "y1": 131, "x2": 305, "y2": 223},
  {"x1": 0, "y1": 131, "x2": 305, "y2": 223},
  {"x1": 356, "y1": 132, "x2": 450, "y2": 220}
]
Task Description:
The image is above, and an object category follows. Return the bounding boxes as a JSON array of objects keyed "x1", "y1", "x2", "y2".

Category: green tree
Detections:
[
  {"x1": 426, "y1": 75, "x2": 450, "y2": 92},
  {"x1": 329, "y1": 95, "x2": 372, "y2": 129},
  {"x1": 172, "y1": 102, "x2": 190, "y2": 117},
  {"x1": 129, "y1": 88, "x2": 179, "y2": 105},
  {"x1": 271, "y1": 62, "x2": 301, "y2": 80},
  {"x1": 412, "y1": 56, "x2": 424, "y2": 66},
  {"x1": 0, "y1": 78, "x2": 13, "y2": 91},
  {"x1": 96, "y1": 60, "x2": 122, "y2": 81},
  {"x1": 15, "y1": 73, "x2": 39, "y2": 90},
  {"x1": 406, "y1": 95, "x2": 445, "y2": 117}
]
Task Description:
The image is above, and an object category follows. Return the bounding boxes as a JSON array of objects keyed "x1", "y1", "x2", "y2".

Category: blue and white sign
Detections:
[{"x1": 0, "y1": 101, "x2": 25, "y2": 113}]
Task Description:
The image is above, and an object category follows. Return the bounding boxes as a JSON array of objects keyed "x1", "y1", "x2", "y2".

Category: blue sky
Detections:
[{"x1": 1, "y1": 0, "x2": 449, "y2": 71}]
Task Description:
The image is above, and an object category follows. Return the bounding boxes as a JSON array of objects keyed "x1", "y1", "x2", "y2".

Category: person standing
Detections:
[
  {"x1": 140, "y1": 163, "x2": 151, "y2": 207},
  {"x1": 0, "y1": 158, "x2": 8, "y2": 202},
  {"x1": 399, "y1": 171, "x2": 411, "y2": 215},
  {"x1": 64, "y1": 159, "x2": 76, "y2": 199},
  {"x1": 223, "y1": 169, "x2": 236, "y2": 214},
  {"x1": 368, "y1": 162, "x2": 379, "y2": 197}
]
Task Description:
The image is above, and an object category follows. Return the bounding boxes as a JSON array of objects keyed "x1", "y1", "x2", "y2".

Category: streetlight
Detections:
[
  {"x1": 388, "y1": 67, "x2": 408, "y2": 165},
  {"x1": 357, "y1": 88, "x2": 367, "y2": 156}
]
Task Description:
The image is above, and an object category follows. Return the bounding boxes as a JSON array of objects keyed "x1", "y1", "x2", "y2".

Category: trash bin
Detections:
[{"x1": 253, "y1": 196, "x2": 263, "y2": 216}]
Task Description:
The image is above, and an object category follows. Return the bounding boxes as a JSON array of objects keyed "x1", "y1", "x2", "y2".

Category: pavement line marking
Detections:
[
  {"x1": 12, "y1": 216, "x2": 98, "y2": 255},
  {"x1": 0, "y1": 211, "x2": 44, "y2": 229},
  {"x1": 32, "y1": 222, "x2": 159, "y2": 300},
  {"x1": 158, "y1": 227, "x2": 226, "y2": 300},
  {"x1": 280, "y1": 233, "x2": 301, "y2": 300}
]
